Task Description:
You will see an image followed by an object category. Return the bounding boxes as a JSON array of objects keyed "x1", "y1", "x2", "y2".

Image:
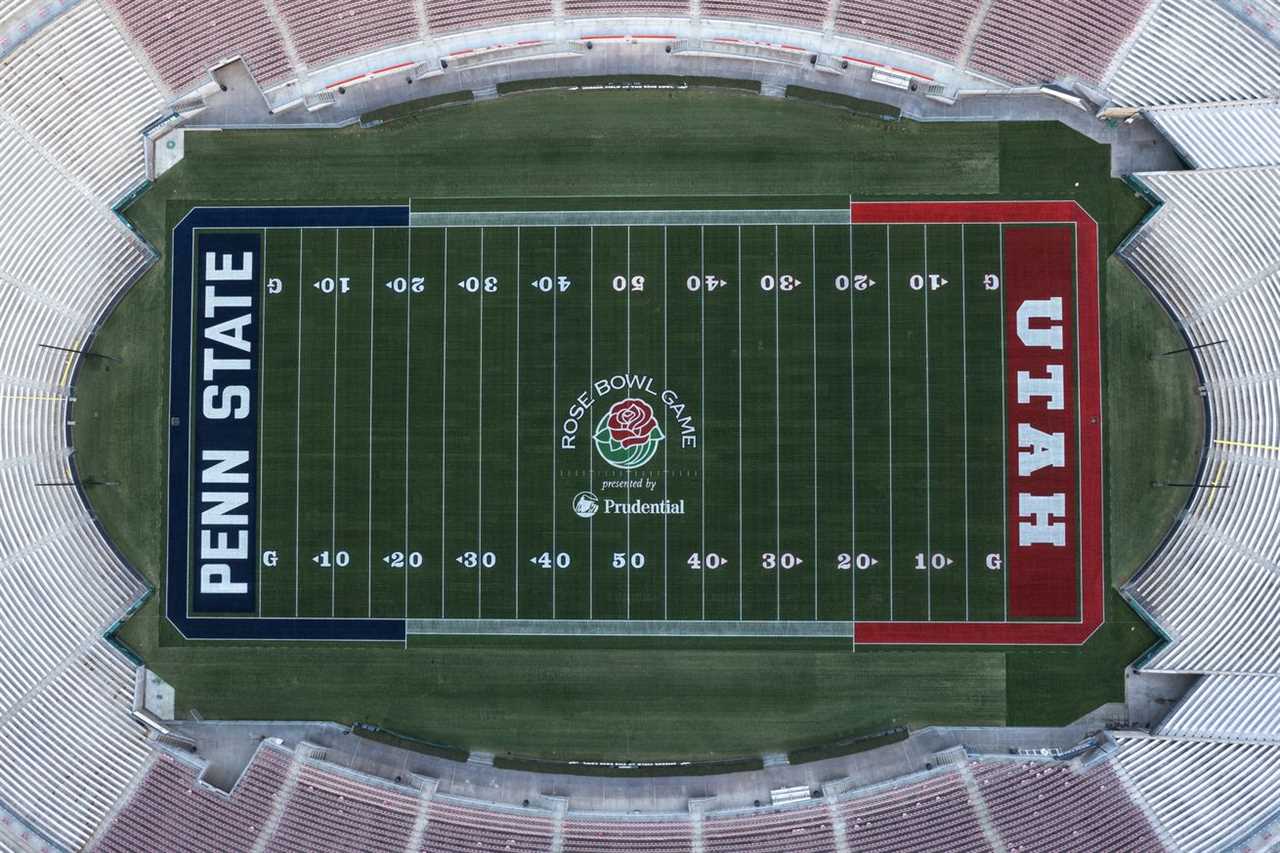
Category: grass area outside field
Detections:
[{"x1": 71, "y1": 90, "x2": 1194, "y2": 760}]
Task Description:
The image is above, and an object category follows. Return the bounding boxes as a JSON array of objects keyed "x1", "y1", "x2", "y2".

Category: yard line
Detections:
[
  {"x1": 367, "y1": 229, "x2": 375, "y2": 618},
  {"x1": 477, "y1": 228, "x2": 485, "y2": 618},
  {"x1": 811, "y1": 226, "x2": 818, "y2": 620},
  {"x1": 962, "y1": 225, "x2": 970, "y2": 621},
  {"x1": 331, "y1": 230, "x2": 339, "y2": 618},
  {"x1": 626, "y1": 226, "x2": 632, "y2": 621},
  {"x1": 848, "y1": 223, "x2": 855, "y2": 623},
  {"x1": 999, "y1": 224, "x2": 1007, "y2": 622},
  {"x1": 551, "y1": 228, "x2": 558, "y2": 618},
  {"x1": 515, "y1": 227, "x2": 521, "y2": 620},
  {"x1": 886, "y1": 226, "x2": 893, "y2": 621},
  {"x1": 295, "y1": 229, "x2": 303, "y2": 617},
  {"x1": 663, "y1": 225, "x2": 668, "y2": 620},
  {"x1": 440, "y1": 228, "x2": 448, "y2": 618},
  {"x1": 700, "y1": 225, "x2": 706, "y2": 621},
  {"x1": 924, "y1": 224, "x2": 931, "y2": 621},
  {"x1": 774, "y1": 225, "x2": 780, "y2": 621},
  {"x1": 737, "y1": 225, "x2": 743, "y2": 621},
  {"x1": 589, "y1": 226, "x2": 594, "y2": 620},
  {"x1": 405, "y1": 229, "x2": 414, "y2": 620}
]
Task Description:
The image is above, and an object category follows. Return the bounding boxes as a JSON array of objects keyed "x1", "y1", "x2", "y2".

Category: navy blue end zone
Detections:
[{"x1": 167, "y1": 206, "x2": 408, "y2": 642}]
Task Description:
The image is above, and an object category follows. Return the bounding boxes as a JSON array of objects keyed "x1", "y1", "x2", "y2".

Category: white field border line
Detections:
[
  {"x1": 885, "y1": 225, "x2": 893, "y2": 621},
  {"x1": 961, "y1": 224, "x2": 969, "y2": 621},
  {"x1": 514, "y1": 227, "x2": 520, "y2": 620},
  {"x1": 924, "y1": 224, "x2": 931, "y2": 621},
  {"x1": 1073, "y1": 219, "x2": 1085, "y2": 623},
  {"x1": 439, "y1": 228, "x2": 447, "y2": 618},
  {"x1": 811, "y1": 225, "x2": 818, "y2": 620},
  {"x1": 206, "y1": 216, "x2": 1091, "y2": 636},
  {"x1": 367, "y1": 229, "x2": 375, "y2": 618},
  {"x1": 477, "y1": 228, "x2": 485, "y2": 618}
]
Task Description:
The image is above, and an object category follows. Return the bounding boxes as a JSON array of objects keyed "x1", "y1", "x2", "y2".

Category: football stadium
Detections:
[{"x1": 0, "y1": 0, "x2": 1278, "y2": 849}]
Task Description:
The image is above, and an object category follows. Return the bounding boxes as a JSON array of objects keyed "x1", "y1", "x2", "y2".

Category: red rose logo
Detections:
[{"x1": 606, "y1": 398, "x2": 659, "y2": 448}]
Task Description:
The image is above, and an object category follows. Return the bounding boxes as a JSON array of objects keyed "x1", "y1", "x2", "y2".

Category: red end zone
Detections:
[{"x1": 850, "y1": 201, "x2": 1104, "y2": 646}]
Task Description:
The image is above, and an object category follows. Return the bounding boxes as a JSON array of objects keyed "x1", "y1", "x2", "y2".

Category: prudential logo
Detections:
[{"x1": 572, "y1": 491, "x2": 600, "y2": 519}]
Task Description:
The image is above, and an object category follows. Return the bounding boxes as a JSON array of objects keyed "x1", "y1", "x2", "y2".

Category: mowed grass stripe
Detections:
[
  {"x1": 443, "y1": 228, "x2": 483, "y2": 617},
  {"x1": 258, "y1": 228, "x2": 301, "y2": 618},
  {"x1": 925, "y1": 224, "x2": 967, "y2": 621},
  {"x1": 738, "y1": 225, "x2": 778, "y2": 620},
  {"x1": 368, "y1": 227, "x2": 409, "y2": 618},
  {"x1": 333, "y1": 228, "x2": 374, "y2": 618},
  {"x1": 297, "y1": 228, "x2": 338, "y2": 618},
  {"x1": 813, "y1": 225, "x2": 853, "y2": 621},
  {"x1": 627, "y1": 225, "x2": 667, "y2": 621},
  {"x1": 702, "y1": 226, "x2": 743, "y2": 620},
  {"x1": 663, "y1": 226, "x2": 704, "y2": 620},
  {"x1": 963, "y1": 224, "x2": 1007, "y2": 621},
  {"x1": 407, "y1": 227, "x2": 447, "y2": 618},
  {"x1": 888, "y1": 225, "x2": 928, "y2": 621},
  {"x1": 851, "y1": 225, "x2": 891, "y2": 621},
  {"x1": 516, "y1": 227, "x2": 556, "y2": 620},
  {"x1": 777, "y1": 225, "x2": 817, "y2": 620},
  {"x1": 552, "y1": 226, "x2": 593, "y2": 619},
  {"x1": 589, "y1": 226, "x2": 631, "y2": 620},
  {"x1": 480, "y1": 227, "x2": 519, "y2": 619}
]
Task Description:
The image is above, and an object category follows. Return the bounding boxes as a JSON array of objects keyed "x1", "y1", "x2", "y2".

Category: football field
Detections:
[{"x1": 169, "y1": 200, "x2": 1102, "y2": 644}]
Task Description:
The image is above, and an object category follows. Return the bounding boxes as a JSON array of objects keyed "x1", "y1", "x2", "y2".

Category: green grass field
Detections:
[
  {"x1": 238, "y1": 221, "x2": 1009, "y2": 626},
  {"x1": 72, "y1": 88, "x2": 1201, "y2": 760}
]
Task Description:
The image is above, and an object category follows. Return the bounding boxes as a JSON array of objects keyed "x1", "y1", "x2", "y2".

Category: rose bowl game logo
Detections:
[{"x1": 593, "y1": 397, "x2": 665, "y2": 470}]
